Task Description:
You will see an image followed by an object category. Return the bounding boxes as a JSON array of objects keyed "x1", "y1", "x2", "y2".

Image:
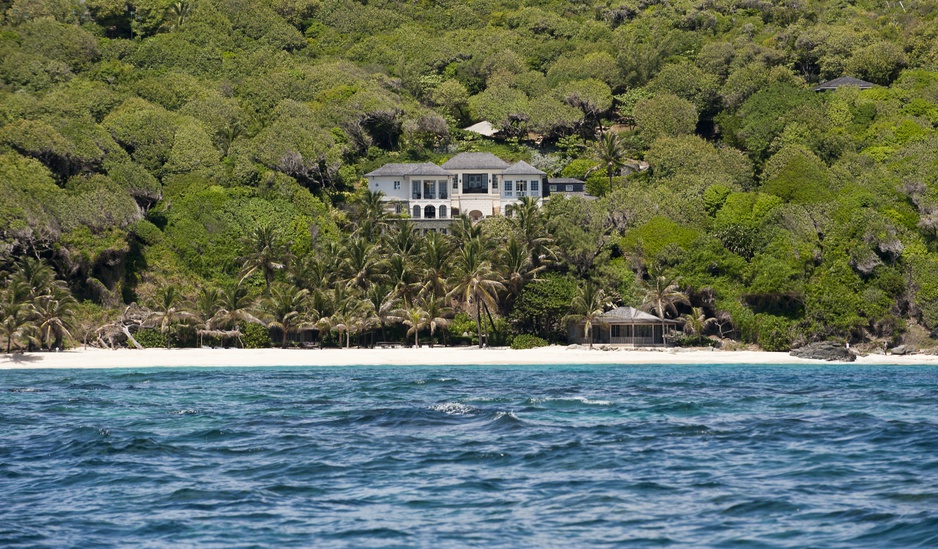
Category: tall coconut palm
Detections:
[
  {"x1": 588, "y1": 131, "x2": 627, "y2": 193},
  {"x1": 365, "y1": 284, "x2": 400, "y2": 344},
  {"x1": 509, "y1": 196, "x2": 555, "y2": 267},
  {"x1": 146, "y1": 285, "x2": 195, "y2": 348},
  {"x1": 32, "y1": 288, "x2": 75, "y2": 350},
  {"x1": 563, "y1": 280, "x2": 610, "y2": 350},
  {"x1": 641, "y1": 271, "x2": 690, "y2": 344},
  {"x1": 341, "y1": 236, "x2": 384, "y2": 290},
  {"x1": 239, "y1": 225, "x2": 291, "y2": 295},
  {"x1": 212, "y1": 281, "x2": 262, "y2": 331},
  {"x1": 351, "y1": 189, "x2": 391, "y2": 239},
  {"x1": 1, "y1": 288, "x2": 36, "y2": 353},
  {"x1": 421, "y1": 295, "x2": 453, "y2": 348},
  {"x1": 262, "y1": 284, "x2": 312, "y2": 348},
  {"x1": 447, "y1": 239, "x2": 505, "y2": 348},
  {"x1": 500, "y1": 236, "x2": 544, "y2": 312},
  {"x1": 396, "y1": 302, "x2": 428, "y2": 348},
  {"x1": 420, "y1": 230, "x2": 452, "y2": 300}
]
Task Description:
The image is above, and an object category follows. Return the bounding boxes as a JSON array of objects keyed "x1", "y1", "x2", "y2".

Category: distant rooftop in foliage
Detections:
[
  {"x1": 441, "y1": 153, "x2": 510, "y2": 170},
  {"x1": 364, "y1": 163, "x2": 451, "y2": 177},
  {"x1": 503, "y1": 160, "x2": 546, "y2": 176},
  {"x1": 813, "y1": 76, "x2": 875, "y2": 91},
  {"x1": 463, "y1": 121, "x2": 498, "y2": 137}
]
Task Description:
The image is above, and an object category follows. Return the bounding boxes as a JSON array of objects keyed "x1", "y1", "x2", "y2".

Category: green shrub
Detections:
[
  {"x1": 134, "y1": 328, "x2": 167, "y2": 348},
  {"x1": 242, "y1": 322, "x2": 272, "y2": 349},
  {"x1": 755, "y1": 314, "x2": 794, "y2": 351},
  {"x1": 510, "y1": 334, "x2": 549, "y2": 350}
]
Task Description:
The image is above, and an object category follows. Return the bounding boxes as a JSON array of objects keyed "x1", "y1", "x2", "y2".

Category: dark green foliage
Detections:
[
  {"x1": 510, "y1": 334, "x2": 548, "y2": 350},
  {"x1": 241, "y1": 322, "x2": 272, "y2": 349},
  {"x1": 0, "y1": 0, "x2": 937, "y2": 350},
  {"x1": 133, "y1": 328, "x2": 167, "y2": 348}
]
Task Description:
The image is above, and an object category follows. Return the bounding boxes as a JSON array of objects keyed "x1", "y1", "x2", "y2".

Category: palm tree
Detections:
[
  {"x1": 509, "y1": 196, "x2": 555, "y2": 267},
  {"x1": 500, "y1": 236, "x2": 544, "y2": 312},
  {"x1": 212, "y1": 281, "x2": 262, "y2": 331},
  {"x1": 365, "y1": 285, "x2": 400, "y2": 344},
  {"x1": 146, "y1": 285, "x2": 195, "y2": 348},
  {"x1": 396, "y1": 303, "x2": 428, "y2": 348},
  {"x1": 165, "y1": 0, "x2": 191, "y2": 31},
  {"x1": 351, "y1": 189, "x2": 391, "y2": 239},
  {"x1": 447, "y1": 239, "x2": 505, "y2": 348},
  {"x1": 682, "y1": 306, "x2": 715, "y2": 340},
  {"x1": 239, "y1": 225, "x2": 291, "y2": 295},
  {"x1": 563, "y1": 280, "x2": 609, "y2": 350},
  {"x1": 588, "y1": 131, "x2": 627, "y2": 193},
  {"x1": 341, "y1": 236, "x2": 384, "y2": 290},
  {"x1": 1, "y1": 288, "x2": 36, "y2": 353},
  {"x1": 262, "y1": 284, "x2": 312, "y2": 348},
  {"x1": 640, "y1": 270, "x2": 690, "y2": 344},
  {"x1": 420, "y1": 230, "x2": 452, "y2": 300},
  {"x1": 32, "y1": 288, "x2": 75, "y2": 350},
  {"x1": 421, "y1": 295, "x2": 453, "y2": 348}
]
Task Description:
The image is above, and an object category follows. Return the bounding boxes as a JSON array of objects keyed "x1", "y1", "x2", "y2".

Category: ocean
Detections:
[{"x1": 1, "y1": 364, "x2": 937, "y2": 547}]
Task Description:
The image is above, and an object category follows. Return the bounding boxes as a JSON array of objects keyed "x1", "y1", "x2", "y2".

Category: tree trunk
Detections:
[{"x1": 474, "y1": 292, "x2": 483, "y2": 349}]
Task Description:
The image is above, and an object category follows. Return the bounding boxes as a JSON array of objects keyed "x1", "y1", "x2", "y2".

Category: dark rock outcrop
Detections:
[
  {"x1": 890, "y1": 345, "x2": 916, "y2": 355},
  {"x1": 790, "y1": 342, "x2": 857, "y2": 362}
]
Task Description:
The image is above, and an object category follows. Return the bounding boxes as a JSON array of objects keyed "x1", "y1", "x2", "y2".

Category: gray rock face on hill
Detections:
[{"x1": 790, "y1": 342, "x2": 857, "y2": 362}]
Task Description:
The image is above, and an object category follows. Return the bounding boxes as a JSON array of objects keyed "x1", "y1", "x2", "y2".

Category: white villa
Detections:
[{"x1": 365, "y1": 152, "x2": 547, "y2": 225}]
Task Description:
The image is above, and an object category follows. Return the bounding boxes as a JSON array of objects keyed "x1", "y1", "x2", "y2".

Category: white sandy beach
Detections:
[{"x1": 2, "y1": 345, "x2": 936, "y2": 369}]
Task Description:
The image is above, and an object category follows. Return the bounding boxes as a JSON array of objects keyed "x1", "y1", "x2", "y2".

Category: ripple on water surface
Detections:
[{"x1": 2, "y1": 363, "x2": 938, "y2": 547}]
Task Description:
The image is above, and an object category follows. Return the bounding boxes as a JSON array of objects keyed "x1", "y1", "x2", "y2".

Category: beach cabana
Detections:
[{"x1": 569, "y1": 306, "x2": 681, "y2": 347}]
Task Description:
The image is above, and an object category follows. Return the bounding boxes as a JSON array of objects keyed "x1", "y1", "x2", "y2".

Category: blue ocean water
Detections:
[{"x1": 1, "y1": 364, "x2": 937, "y2": 548}]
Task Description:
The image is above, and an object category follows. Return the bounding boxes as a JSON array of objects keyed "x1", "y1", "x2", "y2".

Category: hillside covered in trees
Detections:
[{"x1": 2, "y1": 0, "x2": 938, "y2": 351}]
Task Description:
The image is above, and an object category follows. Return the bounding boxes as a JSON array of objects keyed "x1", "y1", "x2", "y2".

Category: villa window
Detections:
[
  {"x1": 492, "y1": 175, "x2": 499, "y2": 190},
  {"x1": 424, "y1": 180, "x2": 436, "y2": 200},
  {"x1": 504, "y1": 181, "x2": 513, "y2": 196},
  {"x1": 452, "y1": 176, "x2": 458, "y2": 190},
  {"x1": 395, "y1": 202, "x2": 403, "y2": 214},
  {"x1": 393, "y1": 181, "x2": 401, "y2": 190},
  {"x1": 439, "y1": 205, "x2": 447, "y2": 219},
  {"x1": 424, "y1": 205, "x2": 436, "y2": 219},
  {"x1": 412, "y1": 181, "x2": 421, "y2": 200},
  {"x1": 412, "y1": 205, "x2": 421, "y2": 218},
  {"x1": 566, "y1": 185, "x2": 573, "y2": 192},
  {"x1": 439, "y1": 180, "x2": 448, "y2": 199},
  {"x1": 464, "y1": 173, "x2": 486, "y2": 193},
  {"x1": 612, "y1": 325, "x2": 621, "y2": 338},
  {"x1": 550, "y1": 185, "x2": 557, "y2": 192},
  {"x1": 518, "y1": 181, "x2": 527, "y2": 197},
  {"x1": 531, "y1": 181, "x2": 539, "y2": 193}
]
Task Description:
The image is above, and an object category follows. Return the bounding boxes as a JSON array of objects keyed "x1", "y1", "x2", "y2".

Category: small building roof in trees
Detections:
[
  {"x1": 548, "y1": 177, "x2": 586, "y2": 184},
  {"x1": 441, "y1": 152, "x2": 510, "y2": 170},
  {"x1": 598, "y1": 306, "x2": 679, "y2": 324},
  {"x1": 502, "y1": 160, "x2": 546, "y2": 176},
  {"x1": 813, "y1": 76, "x2": 875, "y2": 91},
  {"x1": 365, "y1": 162, "x2": 451, "y2": 177},
  {"x1": 463, "y1": 120, "x2": 498, "y2": 137}
]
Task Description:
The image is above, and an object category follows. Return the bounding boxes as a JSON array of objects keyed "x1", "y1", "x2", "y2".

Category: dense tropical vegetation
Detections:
[{"x1": 2, "y1": 0, "x2": 938, "y2": 352}]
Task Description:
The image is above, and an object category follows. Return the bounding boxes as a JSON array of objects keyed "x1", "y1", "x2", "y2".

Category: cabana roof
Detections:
[{"x1": 598, "y1": 306, "x2": 681, "y2": 324}]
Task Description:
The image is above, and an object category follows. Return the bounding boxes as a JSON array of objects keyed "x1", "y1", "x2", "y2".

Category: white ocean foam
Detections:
[
  {"x1": 529, "y1": 396, "x2": 613, "y2": 406},
  {"x1": 171, "y1": 409, "x2": 200, "y2": 415},
  {"x1": 429, "y1": 402, "x2": 476, "y2": 415}
]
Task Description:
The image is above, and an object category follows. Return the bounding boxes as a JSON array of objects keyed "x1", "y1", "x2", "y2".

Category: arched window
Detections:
[
  {"x1": 439, "y1": 205, "x2": 447, "y2": 219},
  {"x1": 412, "y1": 205, "x2": 420, "y2": 219},
  {"x1": 424, "y1": 205, "x2": 436, "y2": 219}
]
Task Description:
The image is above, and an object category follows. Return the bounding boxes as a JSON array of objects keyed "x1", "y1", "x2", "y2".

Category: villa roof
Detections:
[
  {"x1": 502, "y1": 160, "x2": 546, "y2": 176},
  {"x1": 365, "y1": 163, "x2": 451, "y2": 177},
  {"x1": 598, "y1": 306, "x2": 679, "y2": 324},
  {"x1": 813, "y1": 76, "x2": 875, "y2": 91},
  {"x1": 441, "y1": 152, "x2": 510, "y2": 170},
  {"x1": 548, "y1": 177, "x2": 585, "y2": 184}
]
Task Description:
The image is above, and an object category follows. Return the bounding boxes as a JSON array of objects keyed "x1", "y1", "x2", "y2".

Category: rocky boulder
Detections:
[
  {"x1": 890, "y1": 344, "x2": 916, "y2": 355},
  {"x1": 789, "y1": 342, "x2": 857, "y2": 362}
]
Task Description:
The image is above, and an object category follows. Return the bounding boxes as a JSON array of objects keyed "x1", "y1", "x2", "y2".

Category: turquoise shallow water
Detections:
[{"x1": 1, "y1": 363, "x2": 937, "y2": 547}]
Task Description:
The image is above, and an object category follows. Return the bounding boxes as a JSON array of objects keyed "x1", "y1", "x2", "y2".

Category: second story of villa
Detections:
[{"x1": 365, "y1": 153, "x2": 547, "y2": 220}]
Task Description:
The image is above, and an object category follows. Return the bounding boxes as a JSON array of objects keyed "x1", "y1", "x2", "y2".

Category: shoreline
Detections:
[{"x1": 2, "y1": 345, "x2": 937, "y2": 370}]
